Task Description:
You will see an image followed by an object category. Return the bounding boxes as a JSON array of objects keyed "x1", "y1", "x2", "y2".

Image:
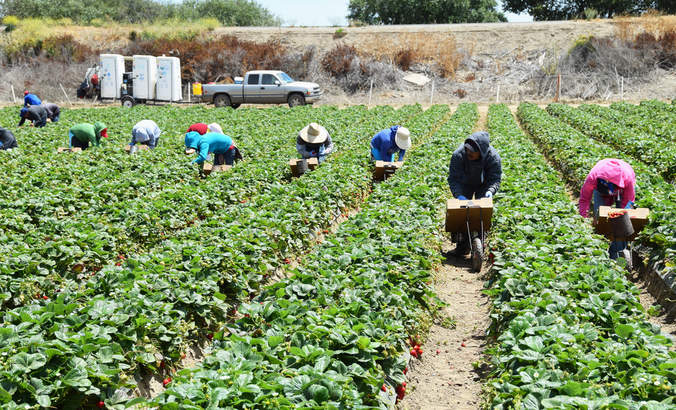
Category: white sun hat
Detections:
[
  {"x1": 208, "y1": 123, "x2": 223, "y2": 134},
  {"x1": 395, "y1": 127, "x2": 411, "y2": 150},
  {"x1": 299, "y1": 123, "x2": 328, "y2": 144}
]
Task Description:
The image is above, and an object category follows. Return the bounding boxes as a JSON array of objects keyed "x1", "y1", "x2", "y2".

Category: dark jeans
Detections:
[
  {"x1": 70, "y1": 132, "x2": 89, "y2": 150},
  {"x1": 592, "y1": 189, "x2": 627, "y2": 259},
  {"x1": 214, "y1": 150, "x2": 235, "y2": 166}
]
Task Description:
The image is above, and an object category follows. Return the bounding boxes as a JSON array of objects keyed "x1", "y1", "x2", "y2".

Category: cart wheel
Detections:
[{"x1": 471, "y1": 237, "x2": 483, "y2": 272}]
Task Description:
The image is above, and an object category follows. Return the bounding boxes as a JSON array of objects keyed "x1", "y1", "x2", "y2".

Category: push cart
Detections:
[
  {"x1": 594, "y1": 206, "x2": 650, "y2": 270},
  {"x1": 445, "y1": 197, "x2": 494, "y2": 272}
]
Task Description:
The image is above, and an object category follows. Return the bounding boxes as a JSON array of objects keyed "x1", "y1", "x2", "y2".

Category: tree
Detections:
[
  {"x1": 502, "y1": 0, "x2": 676, "y2": 21},
  {"x1": 347, "y1": 0, "x2": 506, "y2": 25}
]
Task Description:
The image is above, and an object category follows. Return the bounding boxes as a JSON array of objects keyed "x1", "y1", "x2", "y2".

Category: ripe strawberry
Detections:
[
  {"x1": 414, "y1": 344, "x2": 420, "y2": 351},
  {"x1": 244, "y1": 313, "x2": 250, "y2": 318},
  {"x1": 410, "y1": 349, "x2": 418, "y2": 358},
  {"x1": 42, "y1": 295, "x2": 49, "y2": 300},
  {"x1": 207, "y1": 333, "x2": 213, "y2": 341},
  {"x1": 159, "y1": 360, "x2": 165, "y2": 369},
  {"x1": 97, "y1": 401, "x2": 105, "y2": 408},
  {"x1": 115, "y1": 262, "x2": 122, "y2": 266},
  {"x1": 381, "y1": 384, "x2": 387, "y2": 392},
  {"x1": 403, "y1": 367, "x2": 408, "y2": 374},
  {"x1": 461, "y1": 342, "x2": 466, "y2": 348},
  {"x1": 163, "y1": 377, "x2": 171, "y2": 387},
  {"x1": 402, "y1": 382, "x2": 407, "y2": 388},
  {"x1": 417, "y1": 348, "x2": 423, "y2": 355},
  {"x1": 436, "y1": 349, "x2": 440, "y2": 354},
  {"x1": 283, "y1": 258, "x2": 291, "y2": 264}
]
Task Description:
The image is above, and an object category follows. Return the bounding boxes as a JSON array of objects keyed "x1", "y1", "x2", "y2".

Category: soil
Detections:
[
  {"x1": 397, "y1": 239, "x2": 491, "y2": 410},
  {"x1": 633, "y1": 276, "x2": 676, "y2": 351}
]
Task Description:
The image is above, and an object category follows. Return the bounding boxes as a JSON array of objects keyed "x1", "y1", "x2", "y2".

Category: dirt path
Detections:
[
  {"x1": 397, "y1": 239, "x2": 491, "y2": 410},
  {"x1": 475, "y1": 105, "x2": 488, "y2": 132},
  {"x1": 634, "y1": 277, "x2": 676, "y2": 351}
]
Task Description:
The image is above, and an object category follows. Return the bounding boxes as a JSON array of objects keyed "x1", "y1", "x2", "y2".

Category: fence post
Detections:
[
  {"x1": 59, "y1": 83, "x2": 73, "y2": 107},
  {"x1": 496, "y1": 84, "x2": 500, "y2": 103},
  {"x1": 555, "y1": 74, "x2": 561, "y2": 102},
  {"x1": 10, "y1": 84, "x2": 16, "y2": 103},
  {"x1": 368, "y1": 79, "x2": 373, "y2": 106},
  {"x1": 620, "y1": 77, "x2": 624, "y2": 101},
  {"x1": 430, "y1": 80, "x2": 435, "y2": 105}
]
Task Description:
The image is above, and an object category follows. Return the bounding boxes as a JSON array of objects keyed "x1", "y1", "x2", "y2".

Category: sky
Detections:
[{"x1": 255, "y1": 0, "x2": 533, "y2": 26}]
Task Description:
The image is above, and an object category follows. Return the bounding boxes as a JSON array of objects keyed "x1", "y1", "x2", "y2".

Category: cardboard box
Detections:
[
  {"x1": 57, "y1": 147, "x2": 82, "y2": 153},
  {"x1": 124, "y1": 144, "x2": 149, "y2": 152},
  {"x1": 445, "y1": 197, "x2": 493, "y2": 233},
  {"x1": 373, "y1": 160, "x2": 403, "y2": 181},
  {"x1": 594, "y1": 206, "x2": 649, "y2": 240},
  {"x1": 202, "y1": 162, "x2": 232, "y2": 175},
  {"x1": 289, "y1": 157, "x2": 318, "y2": 177}
]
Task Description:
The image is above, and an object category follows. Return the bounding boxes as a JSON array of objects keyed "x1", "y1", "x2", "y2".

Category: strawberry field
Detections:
[{"x1": 0, "y1": 101, "x2": 674, "y2": 409}]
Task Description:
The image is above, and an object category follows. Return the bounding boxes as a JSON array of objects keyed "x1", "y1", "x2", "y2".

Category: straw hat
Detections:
[
  {"x1": 208, "y1": 123, "x2": 223, "y2": 134},
  {"x1": 299, "y1": 123, "x2": 328, "y2": 144},
  {"x1": 395, "y1": 127, "x2": 411, "y2": 150}
]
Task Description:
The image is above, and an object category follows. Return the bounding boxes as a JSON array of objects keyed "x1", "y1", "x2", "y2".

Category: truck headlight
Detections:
[{"x1": 306, "y1": 90, "x2": 311, "y2": 96}]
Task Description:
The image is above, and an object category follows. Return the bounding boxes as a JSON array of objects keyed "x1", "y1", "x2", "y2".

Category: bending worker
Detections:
[
  {"x1": 18, "y1": 105, "x2": 48, "y2": 128},
  {"x1": 185, "y1": 130, "x2": 237, "y2": 168},
  {"x1": 297, "y1": 123, "x2": 334, "y2": 163},
  {"x1": 579, "y1": 158, "x2": 636, "y2": 261},
  {"x1": 43, "y1": 103, "x2": 60, "y2": 123},
  {"x1": 24, "y1": 91, "x2": 41, "y2": 107},
  {"x1": 447, "y1": 131, "x2": 502, "y2": 255},
  {"x1": 370, "y1": 125, "x2": 410, "y2": 162},
  {"x1": 0, "y1": 127, "x2": 18, "y2": 150},
  {"x1": 69, "y1": 122, "x2": 108, "y2": 150},
  {"x1": 130, "y1": 120, "x2": 161, "y2": 150}
]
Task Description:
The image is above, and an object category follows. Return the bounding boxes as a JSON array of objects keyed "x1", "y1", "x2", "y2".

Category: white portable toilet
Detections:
[
  {"x1": 132, "y1": 55, "x2": 157, "y2": 100},
  {"x1": 100, "y1": 54, "x2": 124, "y2": 99},
  {"x1": 156, "y1": 56, "x2": 181, "y2": 102}
]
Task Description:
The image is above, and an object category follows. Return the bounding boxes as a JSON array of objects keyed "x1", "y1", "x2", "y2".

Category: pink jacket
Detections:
[{"x1": 579, "y1": 158, "x2": 636, "y2": 217}]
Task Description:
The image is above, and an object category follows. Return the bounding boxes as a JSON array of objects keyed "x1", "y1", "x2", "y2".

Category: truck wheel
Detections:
[
  {"x1": 288, "y1": 93, "x2": 306, "y2": 108},
  {"x1": 214, "y1": 94, "x2": 231, "y2": 108},
  {"x1": 121, "y1": 96, "x2": 136, "y2": 108},
  {"x1": 231, "y1": 104, "x2": 241, "y2": 109}
]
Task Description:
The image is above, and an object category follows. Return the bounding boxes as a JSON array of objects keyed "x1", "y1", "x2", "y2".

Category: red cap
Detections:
[
  {"x1": 101, "y1": 128, "x2": 109, "y2": 138},
  {"x1": 24, "y1": 91, "x2": 29, "y2": 95}
]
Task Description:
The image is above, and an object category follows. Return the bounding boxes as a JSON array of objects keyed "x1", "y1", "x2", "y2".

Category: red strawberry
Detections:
[
  {"x1": 381, "y1": 384, "x2": 387, "y2": 392},
  {"x1": 403, "y1": 367, "x2": 408, "y2": 374},
  {"x1": 402, "y1": 382, "x2": 407, "y2": 388},
  {"x1": 417, "y1": 349, "x2": 423, "y2": 355},
  {"x1": 414, "y1": 344, "x2": 420, "y2": 352},
  {"x1": 207, "y1": 333, "x2": 213, "y2": 341},
  {"x1": 97, "y1": 401, "x2": 105, "y2": 408},
  {"x1": 461, "y1": 342, "x2": 466, "y2": 348},
  {"x1": 163, "y1": 377, "x2": 172, "y2": 387},
  {"x1": 115, "y1": 262, "x2": 122, "y2": 266},
  {"x1": 283, "y1": 258, "x2": 291, "y2": 264},
  {"x1": 410, "y1": 349, "x2": 418, "y2": 358},
  {"x1": 159, "y1": 360, "x2": 165, "y2": 369},
  {"x1": 42, "y1": 295, "x2": 49, "y2": 300}
]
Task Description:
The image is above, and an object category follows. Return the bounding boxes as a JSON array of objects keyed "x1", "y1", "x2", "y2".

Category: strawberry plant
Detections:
[{"x1": 486, "y1": 103, "x2": 675, "y2": 408}]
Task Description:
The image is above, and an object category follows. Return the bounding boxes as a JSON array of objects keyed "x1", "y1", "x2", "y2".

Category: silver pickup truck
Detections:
[{"x1": 201, "y1": 70, "x2": 322, "y2": 108}]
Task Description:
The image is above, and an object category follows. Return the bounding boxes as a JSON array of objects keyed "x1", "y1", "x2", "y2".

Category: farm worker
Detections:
[
  {"x1": 0, "y1": 127, "x2": 18, "y2": 150},
  {"x1": 579, "y1": 158, "x2": 636, "y2": 260},
  {"x1": 130, "y1": 120, "x2": 161, "y2": 149},
  {"x1": 23, "y1": 91, "x2": 41, "y2": 107},
  {"x1": 447, "y1": 131, "x2": 502, "y2": 255},
  {"x1": 68, "y1": 122, "x2": 108, "y2": 150},
  {"x1": 370, "y1": 126, "x2": 411, "y2": 162},
  {"x1": 297, "y1": 123, "x2": 334, "y2": 163},
  {"x1": 18, "y1": 106, "x2": 48, "y2": 128},
  {"x1": 42, "y1": 103, "x2": 60, "y2": 123},
  {"x1": 184, "y1": 131, "x2": 237, "y2": 167},
  {"x1": 186, "y1": 123, "x2": 209, "y2": 135}
]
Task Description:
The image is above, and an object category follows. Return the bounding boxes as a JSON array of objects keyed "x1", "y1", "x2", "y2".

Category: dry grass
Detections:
[
  {"x1": 360, "y1": 32, "x2": 466, "y2": 78},
  {"x1": 614, "y1": 14, "x2": 676, "y2": 40}
]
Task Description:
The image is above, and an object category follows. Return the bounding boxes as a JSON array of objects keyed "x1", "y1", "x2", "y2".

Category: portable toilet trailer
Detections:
[
  {"x1": 156, "y1": 56, "x2": 181, "y2": 102},
  {"x1": 100, "y1": 54, "x2": 125, "y2": 99},
  {"x1": 132, "y1": 55, "x2": 157, "y2": 100}
]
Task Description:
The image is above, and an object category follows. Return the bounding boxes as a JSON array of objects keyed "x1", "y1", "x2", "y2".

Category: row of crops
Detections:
[{"x1": 0, "y1": 100, "x2": 674, "y2": 408}]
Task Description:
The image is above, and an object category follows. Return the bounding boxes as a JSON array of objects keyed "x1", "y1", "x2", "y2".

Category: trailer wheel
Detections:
[
  {"x1": 288, "y1": 93, "x2": 306, "y2": 108},
  {"x1": 214, "y1": 94, "x2": 231, "y2": 108},
  {"x1": 121, "y1": 96, "x2": 136, "y2": 108}
]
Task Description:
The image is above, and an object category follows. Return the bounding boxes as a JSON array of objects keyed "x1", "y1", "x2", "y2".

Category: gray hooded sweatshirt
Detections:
[{"x1": 447, "y1": 131, "x2": 502, "y2": 198}]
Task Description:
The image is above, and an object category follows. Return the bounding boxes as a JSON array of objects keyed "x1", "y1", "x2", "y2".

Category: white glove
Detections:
[{"x1": 485, "y1": 191, "x2": 493, "y2": 198}]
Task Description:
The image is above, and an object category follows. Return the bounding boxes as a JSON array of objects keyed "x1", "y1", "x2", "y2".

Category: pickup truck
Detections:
[{"x1": 201, "y1": 70, "x2": 322, "y2": 108}]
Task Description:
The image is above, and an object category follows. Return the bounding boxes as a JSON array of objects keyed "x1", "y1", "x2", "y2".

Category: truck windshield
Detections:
[{"x1": 279, "y1": 72, "x2": 294, "y2": 83}]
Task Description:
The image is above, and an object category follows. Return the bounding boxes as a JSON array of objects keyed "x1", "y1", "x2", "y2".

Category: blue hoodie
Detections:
[
  {"x1": 24, "y1": 93, "x2": 41, "y2": 107},
  {"x1": 370, "y1": 126, "x2": 405, "y2": 161},
  {"x1": 185, "y1": 131, "x2": 234, "y2": 164}
]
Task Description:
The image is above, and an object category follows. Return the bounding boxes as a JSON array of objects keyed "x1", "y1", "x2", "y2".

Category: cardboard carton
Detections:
[
  {"x1": 373, "y1": 160, "x2": 403, "y2": 181},
  {"x1": 445, "y1": 197, "x2": 493, "y2": 233},
  {"x1": 290, "y1": 157, "x2": 319, "y2": 177},
  {"x1": 594, "y1": 206, "x2": 649, "y2": 240}
]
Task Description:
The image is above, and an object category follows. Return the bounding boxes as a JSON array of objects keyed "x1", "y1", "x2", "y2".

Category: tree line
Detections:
[{"x1": 0, "y1": 0, "x2": 280, "y2": 26}]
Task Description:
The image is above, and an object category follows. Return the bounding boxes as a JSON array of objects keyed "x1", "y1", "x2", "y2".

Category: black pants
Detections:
[
  {"x1": 71, "y1": 137, "x2": 89, "y2": 150},
  {"x1": 214, "y1": 150, "x2": 235, "y2": 166}
]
